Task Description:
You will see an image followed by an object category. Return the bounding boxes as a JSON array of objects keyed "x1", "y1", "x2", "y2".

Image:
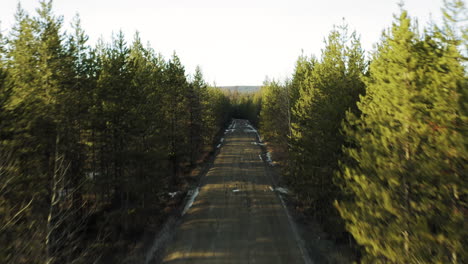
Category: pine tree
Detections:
[
  {"x1": 287, "y1": 54, "x2": 316, "y2": 189},
  {"x1": 203, "y1": 86, "x2": 231, "y2": 142},
  {"x1": 289, "y1": 25, "x2": 365, "y2": 235},
  {"x1": 127, "y1": 32, "x2": 172, "y2": 213},
  {"x1": 337, "y1": 10, "x2": 467, "y2": 263},
  {"x1": 163, "y1": 53, "x2": 189, "y2": 184},
  {"x1": 188, "y1": 66, "x2": 206, "y2": 166},
  {"x1": 33, "y1": 2, "x2": 89, "y2": 262},
  {"x1": 259, "y1": 79, "x2": 289, "y2": 145},
  {"x1": 2, "y1": 2, "x2": 79, "y2": 262},
  {"x1": 93, "y1": 30, "x2": 134, "y2": 209},
  {"x1": 0, "y1": 26, "x2": 8, "y2": 124},
  {"x1": 290, "y1": 53, "x2": 315, "y2": 114}
]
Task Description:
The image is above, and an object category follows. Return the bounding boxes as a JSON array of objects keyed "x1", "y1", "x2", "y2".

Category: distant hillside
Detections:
[{"x1": 218, "y1": 86, "x2": 261, "y2": 93}]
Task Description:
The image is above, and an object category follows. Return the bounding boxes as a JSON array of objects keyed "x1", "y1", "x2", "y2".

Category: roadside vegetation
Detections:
[
  {"x1": 0, "y1": 2, "x2": 234, "y2": 263},
  {"x1": 254, "y1": 1, "x2": 467, "y2": 263}
]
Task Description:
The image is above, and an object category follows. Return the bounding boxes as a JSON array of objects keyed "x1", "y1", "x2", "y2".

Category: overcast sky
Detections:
[{"x1": 1, "y1": 0, "x2": 445, "y2": 86}]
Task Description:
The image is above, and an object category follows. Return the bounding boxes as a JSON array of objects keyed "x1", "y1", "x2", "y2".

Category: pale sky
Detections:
[{"x1": 1, "y1": 0, "x2": 445, "y2": 86}]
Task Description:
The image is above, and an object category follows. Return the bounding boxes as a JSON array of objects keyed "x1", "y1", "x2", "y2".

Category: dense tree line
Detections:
[
  {"x1": 259, "y1": 24, "x2": 366, "y2": 235},
  {"x1": 258, "y1": 2, "x2": 466, "y2": 263},
  {"x1": 337, "y1": 8, "x2": 467, "y2": 263},
  {"x1": 0, "y1": 1, "x2": 231, "y2": 263},
  {"x1": 227, "y1": 89, "x2": 261, "y2": 126}
]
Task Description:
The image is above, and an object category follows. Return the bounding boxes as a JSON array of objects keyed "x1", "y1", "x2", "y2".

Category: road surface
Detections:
[{"x1": 160, "y1": 119, "x2": 309, "y2": 264}]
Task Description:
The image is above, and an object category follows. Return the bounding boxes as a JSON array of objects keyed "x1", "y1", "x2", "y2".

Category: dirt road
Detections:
[{"x1": 160, "y1": 119, "x2": 310, "y2": 264}]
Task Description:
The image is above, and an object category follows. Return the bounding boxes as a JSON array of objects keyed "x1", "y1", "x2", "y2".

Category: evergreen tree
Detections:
[
  {"x1": 259, "y1": 79, "x2": 289, "y2": 145},
  {"x1": 94, "y1": 30, "x2": 134, "y2": 207},
  {"x1": 188, "y1": 66, "x2": 206, "y2": 165},
  {"x1": 290, "y1": 54, "x2": 314, "y2": 110},
  {"x1": 289, "y1": 25, "x2": 366, "y2": 236},
  {"x1": 0, "y1": 25, "x2": 8, "y2": 125},
  {"x1": 203, "y1": 86, "x2": 232, "y2": 143},
  {"x1": 163, "y1": 53, "x2": 189, "y2": 183},
  {"x1": 337, "y1": 10, "x2": 467, "y2": 263}
]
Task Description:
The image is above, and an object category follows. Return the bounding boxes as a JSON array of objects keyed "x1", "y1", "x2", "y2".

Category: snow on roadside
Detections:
[
  {"x1": 275, "y1": 187, "x2": 289, "y2": 194},
  {"x1": 251, "y1": 142, "x2": 265, "y2": 146},
  {"x1": 228, "y1": 120, "x2": 236, "y2": 130},
  {"x1": 225, "y1": 120, "x2": 237, "y2": 134},
  {"x1": 259, "y1": 154, "x2": 263, "y2": 161},
  {"x1": 182, "y1": 188, "x2": 199, "y2": 215},
  {"x1": 266, "y1": 152, "x2": 275, "y2": 166},
  {"x1": 168, "y1": 192, "x2": 178, "y2": 198},
  {"x1": 268, "y1": 186, "x2": 290, "y2": 194},
  {"x1": 244, "y1": 123, "x2": 262, "y2": 142},
  {"x1": 216, "y1": 144, "x2": 221, "y2": 149}
]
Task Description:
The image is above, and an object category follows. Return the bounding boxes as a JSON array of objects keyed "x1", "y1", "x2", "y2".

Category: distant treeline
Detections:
[
  {"x1": 219, "y1": 86, "x2": 262, "y2": 93},
  {"x1": 0, "y1": 1, "x2": 243, "y2": 263},
  {"x1": 247, "y1": 2, "x2": 466, "y2": 263}
]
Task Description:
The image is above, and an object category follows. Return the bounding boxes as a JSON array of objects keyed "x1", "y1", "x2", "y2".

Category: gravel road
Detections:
[{"x1": 160, "y1": 119, "x2": 310, "y2": 264}]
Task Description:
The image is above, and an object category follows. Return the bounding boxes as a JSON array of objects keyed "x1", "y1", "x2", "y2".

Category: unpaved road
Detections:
[{"x1": 160, "y1": 119, "x2": 310, "y2": 264}]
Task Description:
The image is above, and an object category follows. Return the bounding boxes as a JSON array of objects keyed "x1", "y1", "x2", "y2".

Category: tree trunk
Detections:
[{"x1": 45, "y1": 132, "x2": 60, "y2": 264}]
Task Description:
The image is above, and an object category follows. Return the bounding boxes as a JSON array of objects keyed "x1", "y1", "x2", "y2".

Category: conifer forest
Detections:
[{"x1": 0, "y1": 1, "x2": 466, "y2": 264}]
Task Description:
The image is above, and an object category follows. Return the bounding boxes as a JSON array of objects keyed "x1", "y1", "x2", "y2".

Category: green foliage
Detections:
[
  {"x1": 187, "y1": 66, "x2": 206, "y2": 165},
  {"x1": 259, "y1": 79, "x2": 290, "y2": 145},
  {"x1": 203, "y1": 86, "x2": 232, "y2": 141},
  {"x1": 229, "y1": 90, "x2": 261, "y2": 126},
  {"x1": 337, "y1": 10, "x2": 467, "y2": 263},
  {"x1": 290, "y1": 53, "x2": 315, "y2": 110},
  {"x1": 288, "y1": 24, "x2": 366, "y2": 235},
  {"x1": 0, "y1": 2, "x2": 232, "y2": 263}
]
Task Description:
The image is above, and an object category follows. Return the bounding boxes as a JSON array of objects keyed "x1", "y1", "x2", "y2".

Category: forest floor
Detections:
[{"x1": 145, "y1": 119, "x2": 312, "y2": 264}]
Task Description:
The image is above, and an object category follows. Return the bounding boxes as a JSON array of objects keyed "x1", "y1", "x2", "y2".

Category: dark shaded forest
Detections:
[{"x1": 0, "y1": 1, "x2": 246, "y2": 263}]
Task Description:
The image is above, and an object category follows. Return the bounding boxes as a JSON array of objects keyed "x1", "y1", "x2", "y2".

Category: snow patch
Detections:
[
  {"x1": 266, "y1": 152, "x2": 275, "y2": 166},
  {"x1": 251, "y1": 142, "x2": 265, "y2": 146},
  {"x1": 182, "y1": 188, "x2": 199, "y2": 215},
  {"x1": 216, "y1": 144, "x2": 221, "y2": 149},
  {"x1": 232, "y1": 189, "x2": 240, "y2": 193},
  {"x1": 227, "y1": 120, "x2": 236, "y2": 130},
  {"x1": 86, "y1": 171, "x2": 100, "y2": 180},
  {"x1": 259, "y1": 154, "x2": 263, "y2": 161},
  {"x1": 268, "y1": 186, "x2": 290, "y2": 195},
  {"x1": 220, "y1": 138, "x2": 224, "y2": 143},
  {"x1": 244, "y1": 123, "x2": 262, "y2": 142},
  {"x1": 275, "y1": 187, "x2": 290, "y2": 194},
  {"x1": 168, "y1": 192, "x2": 178, "y2": 198}
]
